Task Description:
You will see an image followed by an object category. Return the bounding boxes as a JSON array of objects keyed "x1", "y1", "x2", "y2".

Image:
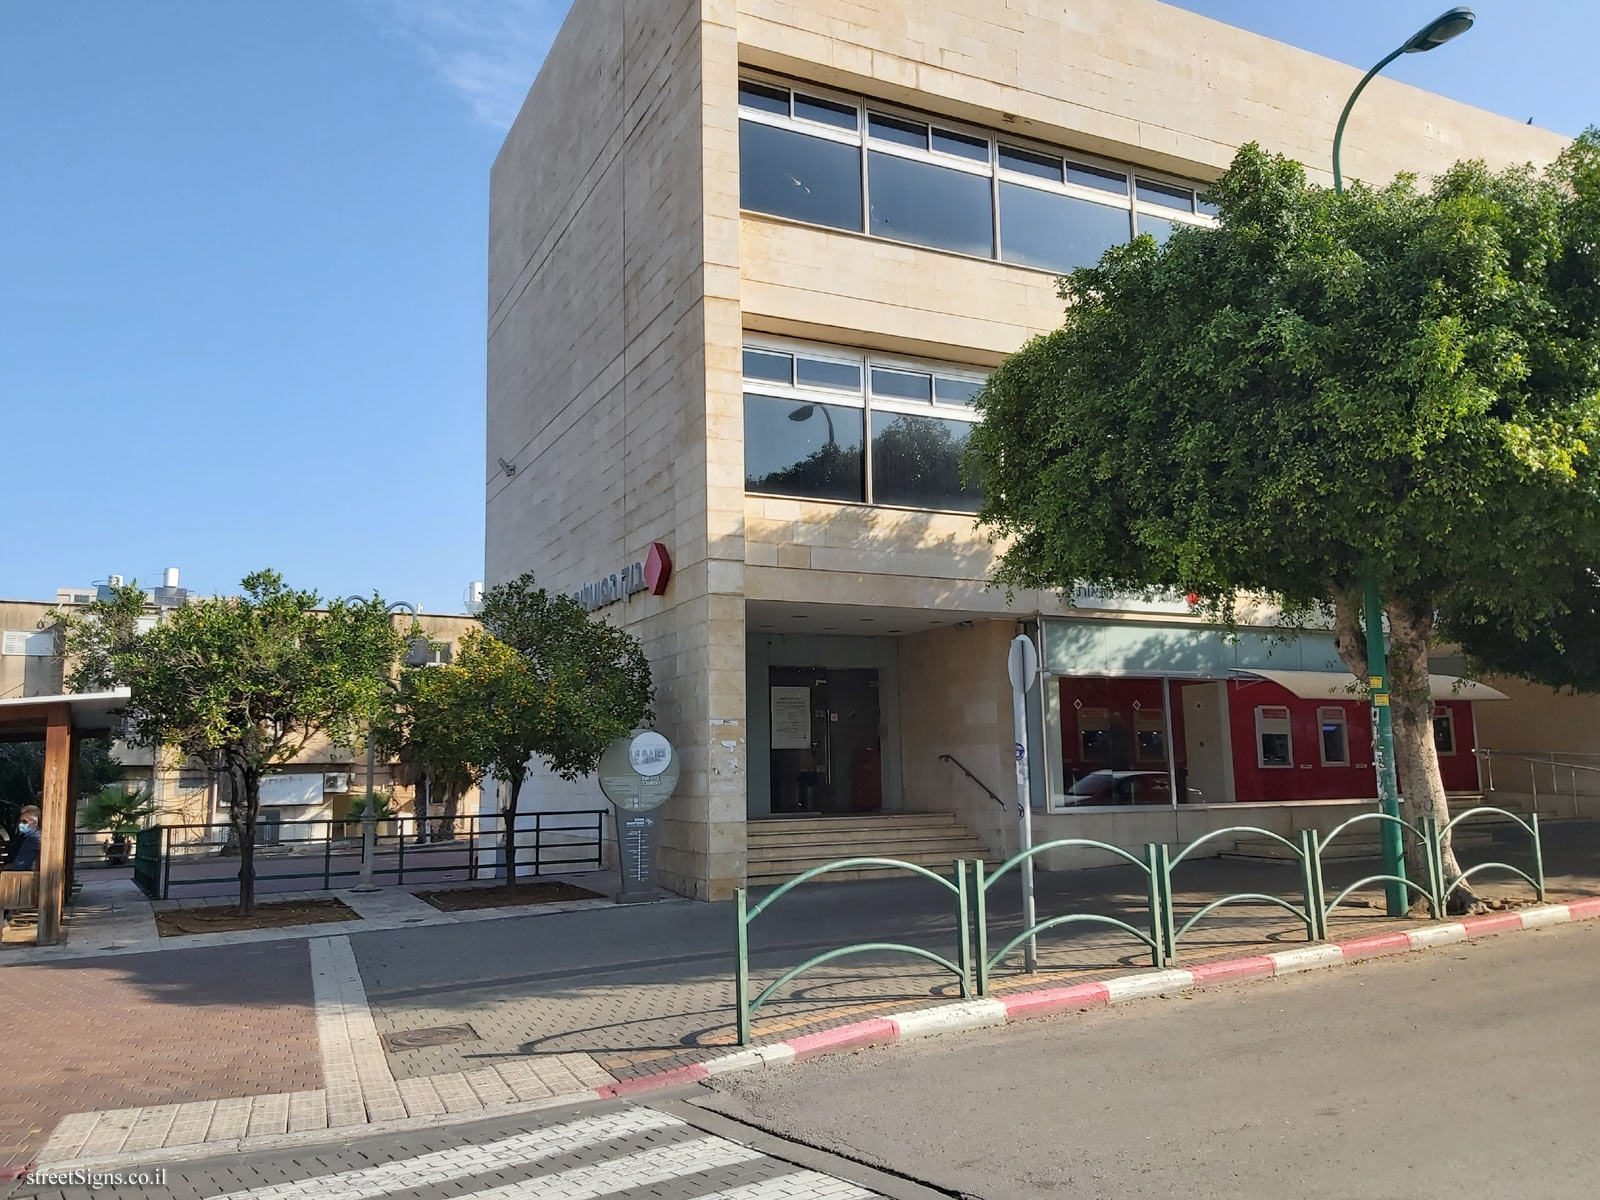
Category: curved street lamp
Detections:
[{"x1": 1330, "y1": 8, "x2": 1474, "y2": 918}]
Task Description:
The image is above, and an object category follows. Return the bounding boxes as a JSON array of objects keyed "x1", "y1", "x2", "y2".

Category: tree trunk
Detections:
[
  {"x1": 501, "y1": 774, "x2": 523, "y2": 886},
  {"x1": 228, "y1": 764, "x2": 260, "y2": 915},
  {"x1": 1331, "y1": 589, "x2": 1469, "y2": 913},
  {"x1": 1387, "y1": 601, "x2": 1476, "y2": 913},
  {"x1": 433, "y1": 780, "x2": 460, "y2": 842}
]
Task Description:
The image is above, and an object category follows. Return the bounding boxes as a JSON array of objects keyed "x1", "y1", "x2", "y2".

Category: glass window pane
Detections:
[
  {"x1": 738, "y1": 81, "x2": 789, "y2": 116},
  {"x1": 868, "y1": 112, "x2": 928, "y2": 149},
  {"x1": 743, "y1": 348, "x2": 793, "y2": 384},
  {"x1": 870, "y1": 411, "x2": 982, "y2": 511},
  {"x1": 934, "y1": 375, "x2": 983, "y2": 407},
  {"x1": 744, "y1": 394, "x2": 864, "y2": 502},
  {"x1": 739, "y1": 120, "x2": 863, "y2": 231},
  {"x1": 1196, "y1": 195, "x2": 1221, "y2": 217},
  {"x1": 1259, "y1": 733, "x2": 1291, "y2": 767},
  {"x1": 870, "y1": 367, "x2": 932, "y2": 402},
  {"x1": 999, "y1": 144, "x2": 1061, "y2": 182},
  {"x1": 932, "y1": 127, "x2": 989, "y2": 162},
  {"x1": 794, "y1": 92, "x2": 858, "y2": 131},
  {"x1": 1000, "y1": 182, "x2": 1130, "y2": 273},
  {"x1": 1137, "y1": 213, "x2": 1176, "y2": 245},
  {"x1": 1066, "y1": 160, "x2": 1130, "y2": 195},
  {"x1": 796, "y1": 355, "x2": 862, "y2": 392},
  {"x1": 868, "y1": 151, "x2": 994, "y2": 257},
  {"x1": 1136, "y1": 178, "x2": 1194, "y2": 211}
]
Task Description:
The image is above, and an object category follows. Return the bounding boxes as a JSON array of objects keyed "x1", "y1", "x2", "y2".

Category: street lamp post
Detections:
[
  {"x1": 1331, "y1": 7, "x2": 1475, "y2": 918},
  {"x1": 353, "y1": 599, "x2": 421, "y2": 892}
]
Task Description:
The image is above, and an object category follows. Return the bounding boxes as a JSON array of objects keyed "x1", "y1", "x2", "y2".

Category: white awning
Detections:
[{"x1": 1235, "y1": 669, "x2": 1508, "y2": 702}]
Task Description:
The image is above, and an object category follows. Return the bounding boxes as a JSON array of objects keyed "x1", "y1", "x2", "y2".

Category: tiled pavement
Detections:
[
  {"x1": 15, "y1": 1103, "x2": 894, "y2": 1200},
  {"x1": 12, "y1": 822, "x2": 1595, "y2": 1175}
]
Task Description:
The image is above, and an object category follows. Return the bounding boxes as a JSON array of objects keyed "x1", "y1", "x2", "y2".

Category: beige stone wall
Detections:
[
  {"x1": 0, "y1": 600, "x2": 64, "y2": 701},
  {"x1": 898, "y1": 621, "x2": 1018, "y2": 855},
  {"x1": 486, "y1": 0, "x2": 746, "y2": 898}
]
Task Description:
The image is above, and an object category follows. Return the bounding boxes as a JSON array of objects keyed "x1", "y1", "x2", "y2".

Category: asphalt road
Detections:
[{"x1": 694, "y1": 920, "x2": 1600, "y2": 1200}]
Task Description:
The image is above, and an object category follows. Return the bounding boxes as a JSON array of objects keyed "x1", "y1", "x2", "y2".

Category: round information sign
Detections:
[{"x1": 598, "y1": 729, "x2": 680, "y2": 812}]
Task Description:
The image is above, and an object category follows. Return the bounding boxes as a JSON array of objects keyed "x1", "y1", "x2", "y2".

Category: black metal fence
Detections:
[{"x1": 131, "y1": 810, "x2": 609, "y2": 900}]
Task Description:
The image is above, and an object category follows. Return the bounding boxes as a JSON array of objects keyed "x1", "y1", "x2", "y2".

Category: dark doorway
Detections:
[{"x1": 767, "y1": 667, "x2": 882, "y2": 815}]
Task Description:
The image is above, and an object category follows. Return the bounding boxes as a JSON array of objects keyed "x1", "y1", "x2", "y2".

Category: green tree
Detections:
[
  {"x1": 375, "y1": 648, "x2": 483, "y2": 842},
  {"x1": 0, "y1": 737, "x2": 122, "y2": 832},
  {"x1": 475, "y1": 575, "x2": 654, "y2": 883},
  {"x1": 966, "y1": 138, "x2": 1600, "y2": 904},
  {"x1": 61, "y1": 571, "x2": 404, "y2": 913}
]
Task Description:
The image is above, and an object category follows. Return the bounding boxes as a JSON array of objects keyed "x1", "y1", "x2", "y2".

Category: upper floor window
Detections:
[
  {"x1": 738, "y1": 73, "x2": 1217, "y2": 270},
  {"x1": 742, "y1": 338, "x2": 986, "y2": 513}
]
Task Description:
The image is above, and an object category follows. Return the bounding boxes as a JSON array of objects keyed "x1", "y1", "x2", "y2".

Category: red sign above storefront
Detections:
[{"x1": 645, "y1": 542, "x2": 672, "y2": 595}]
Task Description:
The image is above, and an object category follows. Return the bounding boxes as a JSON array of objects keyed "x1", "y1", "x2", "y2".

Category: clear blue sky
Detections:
[{"x1": 1, "y1": 1, "x2": 1594, "y2": 611}]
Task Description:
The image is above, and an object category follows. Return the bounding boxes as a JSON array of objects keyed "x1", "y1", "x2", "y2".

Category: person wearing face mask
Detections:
[{"x1": 5, "y1": 805, "x2": 40, "y2": 872}]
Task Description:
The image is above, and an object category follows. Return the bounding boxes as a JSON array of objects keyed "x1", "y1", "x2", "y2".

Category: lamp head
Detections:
[
  {"x1": 787, "y1": 404, "x2": 817, "y2": 421},
  {"x1": 1403, "y1": 7, "x2": 1474, "y2": 52}
]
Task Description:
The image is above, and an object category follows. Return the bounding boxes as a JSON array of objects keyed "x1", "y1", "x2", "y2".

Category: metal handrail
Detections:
[
  {"x1": 938, "y1": 754, "x2": 1004, "y2": 809},
  {"x1": 1475, "y1": 748, "x2": 1600, "y2": 820}
]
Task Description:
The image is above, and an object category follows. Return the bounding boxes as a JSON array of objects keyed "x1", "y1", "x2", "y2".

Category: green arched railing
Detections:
[
  {"x1": 1439, "y1": 807, "x2": 1544, "y2": 906},
  {"x1": 1159, "y1": 826, "x2": 1322, "y2": 955},
  {"x1": 734, "y1": 857, "x2": 971, "y2": 1045},
  {"x1": 1319, "y1": 812, "x2": 1440, "y2": 924},
  {"x1": 972, "y1": 840, "x2": 1164, "y2": 993}
]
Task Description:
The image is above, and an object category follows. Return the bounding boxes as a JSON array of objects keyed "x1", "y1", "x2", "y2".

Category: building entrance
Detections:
[{"x1": 766, "y1": 667, "x2": 882, "y2": 815}]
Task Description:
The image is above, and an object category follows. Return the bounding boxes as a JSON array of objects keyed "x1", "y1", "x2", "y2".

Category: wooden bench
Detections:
[{"x1": 0, "y1": 870, "x2": 38, "y2": 917}]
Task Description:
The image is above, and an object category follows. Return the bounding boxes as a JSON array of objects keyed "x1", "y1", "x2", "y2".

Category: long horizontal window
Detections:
[
  {"x1": 743, "y1": 338, "x2": 986, "y2": 513},
  {"x1": 738, "y1": 75, "x2": 1216, "y2": 269}
]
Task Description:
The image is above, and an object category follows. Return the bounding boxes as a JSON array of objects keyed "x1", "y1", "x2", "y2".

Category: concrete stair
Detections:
[{"x1": 745, "y1": 812, "x2": 990, "y2": 886}]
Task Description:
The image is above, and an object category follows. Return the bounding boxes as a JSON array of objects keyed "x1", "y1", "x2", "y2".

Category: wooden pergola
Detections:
[{"x1": 0, "y1": 689, "x2": 129, "y2": 944}]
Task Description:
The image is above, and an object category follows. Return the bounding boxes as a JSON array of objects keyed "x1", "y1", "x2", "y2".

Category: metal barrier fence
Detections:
[
  {"x1": 732, "y1": 806, "x2": 1543, "y2": 1044},
  {"x1": 132, "y1": 811, "x2": 608, "y2": 900}
]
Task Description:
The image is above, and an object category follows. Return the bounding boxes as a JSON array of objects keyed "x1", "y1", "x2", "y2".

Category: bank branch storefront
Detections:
[{"x1": 1027, "y1": 615, "x2": 1503, "y2": 868}]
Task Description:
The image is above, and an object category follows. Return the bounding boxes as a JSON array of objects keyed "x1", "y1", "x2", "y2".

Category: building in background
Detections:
[{"x1": 498, "y1": 0, "x2": 1575, "y2": 899}]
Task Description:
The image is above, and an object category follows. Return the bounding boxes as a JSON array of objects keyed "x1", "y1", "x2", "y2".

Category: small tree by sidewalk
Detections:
[
  {"x1": 469, "y1": 575, "x2": 653, "y2": 884},
  {"x1": 966, "y1": 138, "x2": 1600, "y2": 909},
  {"x1": 62, "y1": 572, "x2": 404, "y2": 914}
]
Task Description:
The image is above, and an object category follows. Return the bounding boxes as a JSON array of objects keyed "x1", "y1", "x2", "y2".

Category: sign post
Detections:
[
  {"x1": 597, "y1": 730, "x2": 680, "y2": 904},
  {"x1": 1007, "y1": 634, "x2": 1040, "y2": 972}
]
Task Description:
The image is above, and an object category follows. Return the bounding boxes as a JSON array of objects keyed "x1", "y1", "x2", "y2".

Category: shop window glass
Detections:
[
  {"x1": 1137, "y1": 213, "x2": 1177, "y2": 245},
  {"x1": 793, "y1": 92, "x2": 858, "y2": 130},
  {"x1": 1319, "y1": 707, "x2": 1350, "y2": 766},
  {"x1": 1433, "y1": 711, "x2": 1456, "y2": 755},
  {"x1": 795, "y1": 355, "x2": 862, "y2": 392},
  {"x1": 871, "y1": 367, "x2": 932, "y2": 402},
  {"x1": 1066, "y1": 160, "x2": 1130, "y2": 195},
  {"x1": 1137, "y1": 178, "x2": 1194, "y2": 211},
  {"x1": 934, "y1": 375, "x2": 983, "y2": 407},
  {"x1": 1134, "y1": 709, "x2": 1166, "y2": 763},
  {"x1": 1000, "y1": 182, "x2": 1131, "y2": 273},
  {"x1": 740, "y1": 120, "x2": 863, "y2": 231},
  {"x1": 743, "y1": 348, "x2": 793, "y2": 385},
  {"x1": 744, "y1": 394, "x2": 864, "y2": 502},
  {"x1": 868, "y1": 151, "x2": 994, "y2": 258},
  {"x1": 999, "y1": 144, "x2": 1061, "y2": 182},
  {"x1": 869, "y1": 411, "x2": 981, "y2": 511}
]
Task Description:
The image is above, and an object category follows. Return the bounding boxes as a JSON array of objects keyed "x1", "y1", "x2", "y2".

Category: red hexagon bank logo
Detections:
[{"x1": 644, "y1": 542, "x2": 673, "y2": 596}]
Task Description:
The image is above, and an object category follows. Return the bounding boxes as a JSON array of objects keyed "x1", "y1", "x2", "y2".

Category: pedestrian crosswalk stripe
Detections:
[
  {"x1": 203, "y1": 1108, "x2": 683, "y2": 1200},
  {"x1": 698, "y1": 1171, "x2": 878, "y2": 1199},
  {"x1": 448, "y1": 1136, "x2": 765, "y2": 1200}
]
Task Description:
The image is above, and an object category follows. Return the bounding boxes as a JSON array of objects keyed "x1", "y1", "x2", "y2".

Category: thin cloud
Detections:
[{"x1": 380, "y1": 0, "x2": 569, "y2": 127}]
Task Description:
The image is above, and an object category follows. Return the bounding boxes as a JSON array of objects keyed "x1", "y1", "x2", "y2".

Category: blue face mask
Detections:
[{"x1": 17, "y1": 822, "x2": 32, "y2": 834}]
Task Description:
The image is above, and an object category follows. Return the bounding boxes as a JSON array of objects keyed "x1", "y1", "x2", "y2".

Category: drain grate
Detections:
[{"x1": 384, "y1": 1022, "x2": 481, "y2": 1051}]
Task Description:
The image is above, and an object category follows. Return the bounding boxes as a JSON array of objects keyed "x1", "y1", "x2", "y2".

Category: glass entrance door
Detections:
[{"x1": 767, "y1": 666, "x2": 882, "y2": 814}]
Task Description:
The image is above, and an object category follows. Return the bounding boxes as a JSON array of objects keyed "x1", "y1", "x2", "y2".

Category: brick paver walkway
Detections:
[{"x1": 0, "y1": 941, "x2": 320, "y2": 1175}]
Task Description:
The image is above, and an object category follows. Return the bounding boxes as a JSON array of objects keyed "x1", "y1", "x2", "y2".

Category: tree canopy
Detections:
[{"x1": 966, "y1": 136, "x2": 1600, "y2": 894}]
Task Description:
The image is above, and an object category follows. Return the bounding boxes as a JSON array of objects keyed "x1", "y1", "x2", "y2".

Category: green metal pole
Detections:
[
  {"x1": 735, "y1": 887, "x2": 751, "y2": 1046},
  {"x1": 1363, "y1": 582, "x2": 1408, "y2": 917},
  {"x1": 973, "y1": 860, "x2": 990, "y2": 996},
  {"x1": 1530, "y1": 812, "x2": 1546, "y2": 902},
  {"x1": 955, "y1": 862, "x2": 973, "y2": 999}
]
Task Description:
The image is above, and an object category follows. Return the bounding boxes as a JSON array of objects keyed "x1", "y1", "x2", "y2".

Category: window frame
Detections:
[
  {"x1": 1317, "y1": 706, "x2": 1350, "y2": 767},
  {"x1": 738, "y1": 68, "x2": 1220, "y2": 274},
  {"x1": 741, "y1": 334, "x2": 987, "y2": 514}
]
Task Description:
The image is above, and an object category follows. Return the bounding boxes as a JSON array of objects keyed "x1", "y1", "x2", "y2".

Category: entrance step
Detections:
[{"x1": 746, "y1": 812, "x2": 989, "y2": 886}]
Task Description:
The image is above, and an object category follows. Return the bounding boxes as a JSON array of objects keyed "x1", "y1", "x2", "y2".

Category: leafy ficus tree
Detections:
[
  {"x1": 474, "y1": 575, "x2": 654, "y2": 883},
  {"x1": 63, "y1": 572, "x2": 403, "y2": 913},
  {"x1": 967, "y1": 137, "x2": 1600, "y2": 904},
  {"x1": 377, "y1": 645, "x2": 483, "y2": 842}
]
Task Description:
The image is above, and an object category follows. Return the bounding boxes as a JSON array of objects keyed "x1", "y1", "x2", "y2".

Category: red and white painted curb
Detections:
[{"x1": 597, "y1": 898, "x2": 1600, "y2": 1099}]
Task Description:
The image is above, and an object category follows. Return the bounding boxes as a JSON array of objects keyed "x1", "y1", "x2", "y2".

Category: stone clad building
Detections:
[{"x1": 484, "y1": 0, "x2": 1571, "y2": 900}]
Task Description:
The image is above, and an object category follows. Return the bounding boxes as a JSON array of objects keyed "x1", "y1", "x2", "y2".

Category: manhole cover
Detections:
[{"x1": 384, "y1": 1023, "x2": 481, "y2": 1051}]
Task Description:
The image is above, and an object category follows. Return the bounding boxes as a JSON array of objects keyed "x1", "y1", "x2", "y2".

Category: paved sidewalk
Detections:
[{"x1": 9, "y1": 819, "x2": 1594, "y2": 1176}]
